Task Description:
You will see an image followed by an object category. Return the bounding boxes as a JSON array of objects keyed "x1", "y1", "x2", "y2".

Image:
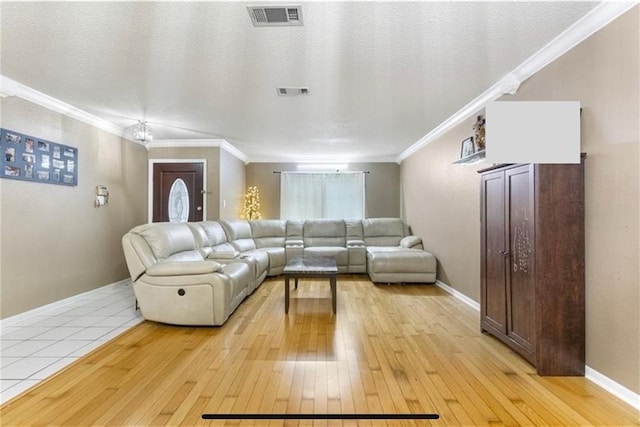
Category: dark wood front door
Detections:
[{"x1": 152, "y1": 162, "x2": 204, "y2": 223}]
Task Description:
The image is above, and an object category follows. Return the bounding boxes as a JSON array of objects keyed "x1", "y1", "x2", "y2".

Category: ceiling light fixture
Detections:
[{"x1": 132, "y1": 120, "x2": 152, "y2": 143}]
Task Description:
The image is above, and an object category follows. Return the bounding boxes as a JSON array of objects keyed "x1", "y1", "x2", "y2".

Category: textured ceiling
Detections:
[{"x1": 1, "y1": 2, "x2": 597, "y2": 162}]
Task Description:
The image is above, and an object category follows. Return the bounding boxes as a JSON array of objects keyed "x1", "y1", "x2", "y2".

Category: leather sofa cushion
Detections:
[
  {"x1": 220, "y1": 220, "x2": 253, "y2": 240},
  {"x1": 253, "y1": 237, "x2": 285, "y2": 249},
  {"x1": 362, "y1": 218, "x2": 406, "y2": 246},
  {"x1": 304, "y1": 246, "x2": 348, "y2": 265},
  {"x1": 198, "y1": 221, "x2": 229, "y2": 246},
  {"x1": 208, "y1": 248, "x2": 239, "y2": 259},
  {"x1": 303, "y1": 220, "x2": 346, "y2": 247},
  {"x1": 187, "y1": 223, "x2": 212, "y2": 258},
  {"x1": 220, "y1": 220, "x2": 257, "y2": 252},
  {"x1": 209, "y1": 243, "x2": 239, "y2": 257},
  {"x1": 366, "y1": 246, "x2": 406, "y2": 253},
  {"x1": 367, "y1": 249, "x2": 436, "y2": 274},
  {"x1": 250, "y1": 218, "x2": 287, "y2": 248},
  {"x1": 286, "y1": 220, "x2": 304, "y2": 240},
  {"x1": 346, "y1": 220, "x2": 364, "y2": 240},
  {"x1": 132, "y1": 223, "x2": 196, "y2": 260},
  {"x1": 232, "y1": 239, "x2": 257, "y2": 252},
  {"x1": 165, "y1": 250, "x2": 205, "y2": 262}
]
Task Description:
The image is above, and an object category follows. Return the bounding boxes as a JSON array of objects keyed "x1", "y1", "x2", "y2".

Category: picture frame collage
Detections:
[{"x1": 1, "y1": 128, "x2": 78, "y2": 186}]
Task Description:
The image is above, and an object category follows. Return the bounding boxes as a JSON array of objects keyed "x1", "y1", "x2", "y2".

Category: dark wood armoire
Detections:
[{"x1": 479, "y1": 158, "x2": 585, "y2": 376}]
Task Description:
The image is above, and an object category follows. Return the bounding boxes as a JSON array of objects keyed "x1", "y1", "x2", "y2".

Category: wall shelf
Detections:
[{"x1": 453, "y1": 149, "x2": 486, "y2": 165}]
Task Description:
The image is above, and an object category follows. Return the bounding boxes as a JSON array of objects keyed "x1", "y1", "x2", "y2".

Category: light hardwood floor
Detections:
[{"x1": 1, "y1": 275, "x2": 638, "y2": 426}]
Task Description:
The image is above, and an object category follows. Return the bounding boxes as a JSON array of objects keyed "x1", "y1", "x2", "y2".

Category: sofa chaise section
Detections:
[{"x1": 362, "y1": 218, "x2": 437, "y2": 283}]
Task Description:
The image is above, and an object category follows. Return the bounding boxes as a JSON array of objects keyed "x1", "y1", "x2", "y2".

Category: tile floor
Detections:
[{"x1": 0, "y1": 281, "x2": 143, "y2": 404}]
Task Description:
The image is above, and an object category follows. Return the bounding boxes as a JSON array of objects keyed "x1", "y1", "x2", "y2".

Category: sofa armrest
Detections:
[
  {"x1": 399, "y1": 235, "x2": 423, "y2": 249},
  {"x1": 286, "y1": 239, "x2": 304, "y2": 247},
  {"x1": 285, "y1": 240, "x2": 304, "y2": 263},
  {"x1": 207, "y1": 250, "x2": 239, "y2": 259},
  {"x1": 146, "y1": 260, "x2": 223, "y2": 277},
  {"x1": 347, "y1": 239, "x2": 365, "y2": 248}
]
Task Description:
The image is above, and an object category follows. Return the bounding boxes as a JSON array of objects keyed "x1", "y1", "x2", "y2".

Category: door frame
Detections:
[{"x1": 148, "y1": 159, "x2": 207, "y2": 223}]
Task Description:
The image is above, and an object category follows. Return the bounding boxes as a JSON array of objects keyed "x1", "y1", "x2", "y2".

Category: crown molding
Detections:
[
  {"x1": 248, "y1": 155, "x2": 399, "y2": 164},
  {"x1": 148, "y1": 139, "x2": 249, "y2": 164},
  {"x1": 148, "y1": 139, "x2": 228, "y2": 149},
  {"x1": 396, "y1": 1, "x2": 638, "y2": 163},
  {"x1": 221, "y1": 141, "x2": 249, "y2": 164},
  {"x1": 0, "y1": 75, "x2": 125, "y2": 138}
]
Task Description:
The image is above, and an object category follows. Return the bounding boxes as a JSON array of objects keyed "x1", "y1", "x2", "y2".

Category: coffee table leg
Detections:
[
  {"x1": 285, "y1": 276, "x2": 290, "y2": 314},
  {"x1": 331, "y1": 275, "x2": 337, "y2": 314},
  {"x1": 295, "y1": 278, "x2": 298, "y2": 289}
]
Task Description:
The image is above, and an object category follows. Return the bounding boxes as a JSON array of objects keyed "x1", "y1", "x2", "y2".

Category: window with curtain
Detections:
[{"x1": 280, "y1": 172, "x2": 365, "y2": 219}]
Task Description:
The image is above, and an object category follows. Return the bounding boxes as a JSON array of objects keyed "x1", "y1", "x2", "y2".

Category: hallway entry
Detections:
[{"x1": 152, "y1": 162, "x2": 204, "y2": 222}]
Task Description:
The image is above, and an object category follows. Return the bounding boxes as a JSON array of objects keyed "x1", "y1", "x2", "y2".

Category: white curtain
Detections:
[{"x1": 280, "y1": 172, "x2": 365, "y2": 219}]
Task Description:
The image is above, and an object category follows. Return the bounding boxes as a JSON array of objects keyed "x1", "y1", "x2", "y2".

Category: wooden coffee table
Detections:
[{"x1": 283, "y1": 256, "x2": 338, "y2": 314}]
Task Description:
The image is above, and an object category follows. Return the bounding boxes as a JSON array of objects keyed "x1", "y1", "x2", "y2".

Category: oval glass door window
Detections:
[{"x1": 168, "y1": 178, "x2": 189, "y2": 223}]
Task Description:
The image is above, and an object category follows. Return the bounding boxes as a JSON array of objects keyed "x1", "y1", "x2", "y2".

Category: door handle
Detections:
[
  {"x1": 499, "y1": 250, "x2": 510, "y2": 257},
  {"x1": 196, "y1": 206, "x2": 202, "y2": 211}
]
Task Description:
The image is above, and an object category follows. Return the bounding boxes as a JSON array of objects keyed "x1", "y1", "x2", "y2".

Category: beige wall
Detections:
[
  {"x1": 0, "y1": 98, "x2": 148, "y2": 319},
  {"x1": 147, "y1": 147, "x2": 221, "y2": 220},
  {"x1": 246, "y1": 162, "x2": 401, "y2": 219},
  {"x1": 401, "y1": 7, "x2": 639, "y2": 394},
  {"x1": 401, "y1": 116, "x2": 483, "y2": 299},
  {"x1": 219, "y1": 148, "x2": 246, "y2": 219}
]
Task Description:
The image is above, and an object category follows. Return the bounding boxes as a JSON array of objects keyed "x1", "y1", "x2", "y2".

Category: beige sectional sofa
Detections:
[{"x1": 122, "y1": 218, "x2": 436, "y2": 326}]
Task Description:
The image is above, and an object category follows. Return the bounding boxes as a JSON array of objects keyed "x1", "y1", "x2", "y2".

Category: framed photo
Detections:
[
  {"x1": 5, "y1": 166, "x2": 20, "y2": 177},
  {"x1": 5, "y1": 132, "x2": 21, "y2": 144},
  {"x1": 0, "y1": 128, "x2": 78, "y2": 186},
  {"x1": 25, "y1": 138, "x2": 34, "y2": 153},
  {"x1": 460, "y1": 137, "x2": 475, "y2": 158},
  {"x1": 38, "y1": 141, "x2": 50, "y2": 152},
  {"x1": 5, "y1": 147, "x2": 16, "y2": 162}
]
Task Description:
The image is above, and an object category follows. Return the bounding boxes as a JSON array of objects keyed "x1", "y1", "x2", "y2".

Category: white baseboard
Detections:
[
  {"x1": 435, "y1": 280, "x2": 480, "y2": 311},
  {"x1": 435, "y1": 280, "x2": 640, "y2": 411},
  {"x1": 0, "y1": 278, "x2": 131, "y2": 328},
  {"x1": 585, "y1": 366, "x2": 640, "y2": 410}
]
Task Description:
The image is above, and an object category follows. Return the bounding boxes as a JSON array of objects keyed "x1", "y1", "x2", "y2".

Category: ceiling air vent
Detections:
[
  {"x1": 247, "y1": 5, "x2": 303, "y2": 27},
  {"x1": 277, "y1": 87, "x2": 309, "y2": 96}
]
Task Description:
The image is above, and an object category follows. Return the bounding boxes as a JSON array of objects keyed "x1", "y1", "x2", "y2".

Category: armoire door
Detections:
[
  {"x1": 505, "y1": 165, "x2": 535, "y2": 355},
  {"x1": 481, "y1": 170, "x2": 507, "y2": 334}
]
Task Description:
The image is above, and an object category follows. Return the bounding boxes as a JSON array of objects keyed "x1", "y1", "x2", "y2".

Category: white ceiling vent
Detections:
[
  {"x1": 277, "y1": 87, "x2": 309, "y2": 96},
  {"x1": 247, "y1": 6, "x2": 303, "y2": 27}
]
